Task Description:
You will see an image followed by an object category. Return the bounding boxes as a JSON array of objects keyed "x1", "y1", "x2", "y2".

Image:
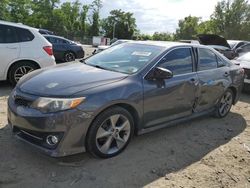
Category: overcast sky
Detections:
[{"x1": 64, "y1": 0, "x2": 220, "y2": 34}]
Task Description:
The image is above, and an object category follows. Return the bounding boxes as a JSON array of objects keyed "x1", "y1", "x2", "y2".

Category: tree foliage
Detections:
[
  {"x1": 152, "y1": 32, "x2": 173, "y2": 41},
  {"x1": 175, "y1": 16, "x2": 200, "y2": 40},
  {"x1": 174, "y1": 0, "x2": 250, "y2": 41},
  {"x1": 102, "y1": 9, "x2": 137, "y2": 39},
  {"x1": 211, "y1": 0, "x2": 250, "y2": 40},
  {"x1": 1, "y1": 0, "x2": 250, "y2": 41}
]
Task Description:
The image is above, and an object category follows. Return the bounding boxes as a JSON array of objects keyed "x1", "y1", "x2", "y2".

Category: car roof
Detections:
[
  {"x1": 126, "y1": 40, "x2": 209, "y2": 49},
  {"x1": 43, "y1": 35, "x2": 67, "y2": 40},
  {"x1": 227, "y1": 40, "x2": 247, "y2": 43},
  {"x1": 0, "y1": 20, "x2": 37, "y2": 31}
]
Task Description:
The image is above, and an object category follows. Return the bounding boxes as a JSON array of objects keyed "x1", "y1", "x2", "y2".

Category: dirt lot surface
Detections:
[{"x1": 0, "y1": 64, "x2": 250, "y2": 187}]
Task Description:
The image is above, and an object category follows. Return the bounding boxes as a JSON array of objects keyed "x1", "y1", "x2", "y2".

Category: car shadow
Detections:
[
  {"x1": 59, "y1": 112, "x2": 246, "y2": 187},
  {"x1": 239, "y1": 90, "x2": 250, "y2": 103},
  {"x1": 0, "y1": 111, "x2": 245, "y2": 187},
  {"x1": 0, "y1": 81, "x2": 13, "y2": 98}
]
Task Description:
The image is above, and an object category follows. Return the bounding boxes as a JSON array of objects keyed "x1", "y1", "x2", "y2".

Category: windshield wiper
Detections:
[{"x1": 87, "y1": 64, "x2": 111, "y2": 71}]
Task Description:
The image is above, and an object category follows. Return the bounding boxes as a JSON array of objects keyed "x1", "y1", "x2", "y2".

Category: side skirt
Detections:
[{"x1": 137, "y1": 108, "x2": 215, "y2": 135}]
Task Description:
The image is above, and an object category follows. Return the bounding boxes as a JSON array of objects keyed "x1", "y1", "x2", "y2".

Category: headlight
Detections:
[{"x1": 31, "y1": 97, "x2": 85, "y2": 113}]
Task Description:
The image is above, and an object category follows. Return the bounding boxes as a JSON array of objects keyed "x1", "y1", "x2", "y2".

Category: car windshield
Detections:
[
  {"x1": 111, "y1": 40, "x2": 129, "y2": 47},
  {"x1": 85, "y1": 43, "x2": 164, "y2": 74},
  {"x1": 238, "y1": 52, "x2": 250, "y2": 61}
]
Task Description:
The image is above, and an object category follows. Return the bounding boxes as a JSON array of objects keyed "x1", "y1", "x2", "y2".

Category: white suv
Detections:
[{"x1": 0, "y1": 21, "x2": 56, "y2": 84}]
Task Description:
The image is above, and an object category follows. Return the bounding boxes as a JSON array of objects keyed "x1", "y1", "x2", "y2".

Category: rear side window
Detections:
[
  {"x1": 236, "y1": 42, "x2": 245, "y2": 49},
  {"x1": 16, "y1": 28, "x2": 34, "y2": 42},
  {"x1": 242, "y1": 44, "x2": 250, "y2": 51},
  {"x1": 198, "y1": 48, "x2": 217, "y2": 71},
  {"x1": 57, "y1": 38, "x2": 69, "y2": 44},
  {"x1": 0, "y1": 24, "x2": 18, "y2": 43},
  {"x1": 159, "y1": 48, "x2": 193, "y2": 75}
]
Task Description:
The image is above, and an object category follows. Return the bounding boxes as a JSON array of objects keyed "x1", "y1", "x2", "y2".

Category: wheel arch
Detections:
[
  {"x1": 85, "y1": 102, "x2": 141, "y2": 146},
  {"x1": 6, "y1": 59, "x2": 41, "y2": 80},
  {"x1": 64, "y1": 50, "x2": 77, "y2": 57},
  {"x1": 228, "y1": 86, "x2": 238, "y2": 104}
]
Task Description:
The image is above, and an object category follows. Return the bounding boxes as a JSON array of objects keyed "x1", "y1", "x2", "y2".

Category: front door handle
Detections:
[
  {"x1": 190, "y1": 78, "x2": 196, "y2": 82},
  {"x1": 7, "y1": 46, "x2": 17, "y2": 49}
]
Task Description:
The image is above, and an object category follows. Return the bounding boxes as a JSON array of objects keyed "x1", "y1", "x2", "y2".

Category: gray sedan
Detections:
[{"x1": 8, "y1": 41, "x2": 244, "y2": 158}]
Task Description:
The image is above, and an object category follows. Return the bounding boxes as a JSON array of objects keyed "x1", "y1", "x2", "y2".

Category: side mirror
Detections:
[{"x1": 146, "y1": 67, "x2": 173, "y2": 80}]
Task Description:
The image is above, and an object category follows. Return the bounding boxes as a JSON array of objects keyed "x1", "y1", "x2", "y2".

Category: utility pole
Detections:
[{"x1": 113, "y1": 22, "x2": 116, "y2": 39}]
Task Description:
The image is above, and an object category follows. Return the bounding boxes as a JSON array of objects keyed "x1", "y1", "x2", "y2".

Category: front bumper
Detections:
[{"x1": 8, "y1": 90, "x2": 94, "y2": 157}]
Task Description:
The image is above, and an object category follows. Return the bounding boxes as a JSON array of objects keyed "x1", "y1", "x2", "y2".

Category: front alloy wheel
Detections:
[
  {"x1": 14, "y1": 65, "x2": 34, "y2": 83},
  {"x1": 215, "y1": 89, "x2": 234, "y2": 118},
  {"x1": 87, "y1": 107, "x2": 134, "y2": 158}
]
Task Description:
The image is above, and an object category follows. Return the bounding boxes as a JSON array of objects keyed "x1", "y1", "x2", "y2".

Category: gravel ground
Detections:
[{"x1": 0, "y1": 49, "x2": 249, "y2": 187}]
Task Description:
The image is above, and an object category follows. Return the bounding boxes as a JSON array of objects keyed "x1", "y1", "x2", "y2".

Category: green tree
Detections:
[
  {"x1": 90, "y1": 0, "x2": 102, "y2": 36},
  {"x1": 175, "y1": 16, "x2": 200, "y2": 40},
  {"x1": 152, "y1": 32, "x2": 173, "y2": 41},
  {"x1": 136, "y1": 33, "x2": 152, "y2": 40},
  {"x1": 197, "y1": 20, "x2": 217, "y2": 34},
  {"x1": 8, "y1": 0, "x2": 32, "y2": 23},
  {"x1": 102, "y1": 9, "x2": 137, "y2": 39},
  {"x1": 28, "y1": 0, "x2": 60, "y2": 28},
  {"x1": 0, "y1": 0, "x2": 10, "y2": 20},
  {"x1": 80, "y1": 5, "x2": 90, "y2": 36},
  {"x1": 211, "y1": 0, "x2": 250, "y2": 40}
]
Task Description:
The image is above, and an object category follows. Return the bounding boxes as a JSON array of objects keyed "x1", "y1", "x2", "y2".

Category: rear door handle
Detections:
[{"x1": 224, "y1": 72, "x2": 229, "y2": 77}]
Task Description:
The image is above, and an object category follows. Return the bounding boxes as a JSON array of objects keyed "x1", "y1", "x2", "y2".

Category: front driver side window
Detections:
[{"x1": 158, "y1": 48, "x2": 193, "y2": 76}]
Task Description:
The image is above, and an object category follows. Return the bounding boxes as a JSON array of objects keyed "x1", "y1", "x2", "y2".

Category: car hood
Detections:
[
  {"x1": 197, "y1": 34, "x2": 231, "y2": 49},
  {"x1": 18, "y1": 62, "x2": 128, "y2": 97}
]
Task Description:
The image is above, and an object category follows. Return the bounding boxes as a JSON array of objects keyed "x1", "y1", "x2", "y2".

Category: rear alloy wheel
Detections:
[
  {"x1": 86, "y1": 107, "x2": 134, "y2": 158},
  {"x1": 8, "y1": 62, "x2": 38, "y2": 85},
  {"x1": 64, "y1": 52, "x2": 76, "y2": 62},
  {"x1": 214, "y1": 89, "x2": 234, "y2": 118}
]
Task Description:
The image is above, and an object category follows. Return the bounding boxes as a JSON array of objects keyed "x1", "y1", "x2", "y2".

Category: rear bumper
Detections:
[{"x1": 37, "y1": 56, "x2": 56, "y2": 68}]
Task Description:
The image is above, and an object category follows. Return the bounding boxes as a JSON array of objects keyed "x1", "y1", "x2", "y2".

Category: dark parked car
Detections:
[
  {"x1": 39, "y1": 29, "x2": 54, "y2": 35},
  {"x1": 198, "y1": 34, "x2": 238, "y2": 59},
  {"x1": 8, "y1": 41, "x2": 244, "y2": 158},
  {"x1": 44, "y1": 35, "x2": 85, "y2": 62},
  {"x1": 227, "y1": 40, "x2": 249, "y2": 51}
]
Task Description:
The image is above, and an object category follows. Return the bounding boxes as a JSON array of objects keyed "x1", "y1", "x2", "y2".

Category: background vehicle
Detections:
[
  {"x1": 232, "y1": 52, "x2": 250, "y2": 89},
  {"x1": 0, "y1": 21, "x2": 56, "y2": 85},
  {"x1": 227, "y1": 40, "x2": 249, "y2": 51},
  {"x1": 8, "y1": 42, "x2": 244, "y2": 158},
  {"x1": 234, "y1": 43, "x2": 250, "y2": 56},
  {"x1": 44, "y1": 35, "x2": 85, "y2": 62},
  {"x1": 198, "y1": 34, "x2": 238, "y2": 60},
  {"x1": 93, "y1": 39, "x2": 132, "y2": 54}
]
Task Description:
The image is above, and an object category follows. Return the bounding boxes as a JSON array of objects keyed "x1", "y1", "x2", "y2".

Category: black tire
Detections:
[
  {"x1": 8, "y1": 61, "x2": 38, "y2": 85},
  {"x1": 64, "y1": 51, "x2": 76, "y2": 62},
  {"x1": 214, "y1": 89, "x2": 234, "y2": 118},
  {"x1": 86, "y1": 106, "x2": 134, "y2": 158}
]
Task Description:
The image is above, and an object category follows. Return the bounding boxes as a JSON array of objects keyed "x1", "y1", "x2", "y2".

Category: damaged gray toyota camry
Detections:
[{"x1": 8, "y1": 41, "x2": 244, "y2": 158}]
